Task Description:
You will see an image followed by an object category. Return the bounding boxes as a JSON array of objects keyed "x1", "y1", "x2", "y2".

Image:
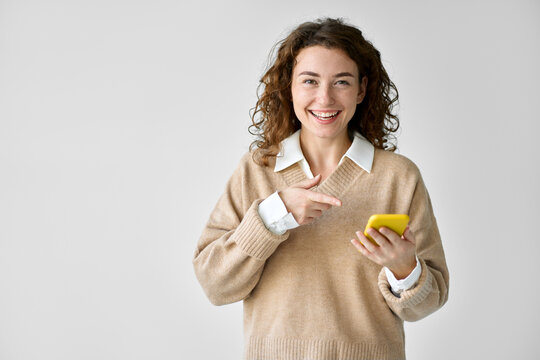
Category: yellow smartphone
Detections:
[{"x1": 363, "y1": 214, "x2": 410, "y2": 246}]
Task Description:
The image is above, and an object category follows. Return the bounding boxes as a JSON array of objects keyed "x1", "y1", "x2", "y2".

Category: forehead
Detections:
[{"x1": 293, "y1": 45, "x2": 358, "y2": 75}]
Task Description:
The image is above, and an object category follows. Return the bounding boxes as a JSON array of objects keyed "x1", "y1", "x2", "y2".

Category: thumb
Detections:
[
  {"x1": 403, "y1": 226, "x2": 415, "y2": 244},
  {"x1": 295, "y1": 174, "x2": 321, "y2": 189}
]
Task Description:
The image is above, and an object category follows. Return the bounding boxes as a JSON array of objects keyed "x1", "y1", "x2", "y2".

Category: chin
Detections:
[{"x1": 306, "y1": 125, "x2": 347, "y2": 140}]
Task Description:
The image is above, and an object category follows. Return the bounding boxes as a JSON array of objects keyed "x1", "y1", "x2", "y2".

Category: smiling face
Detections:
[{"x1": 291, "y1": 45, "x2": 367, "y2": 144}]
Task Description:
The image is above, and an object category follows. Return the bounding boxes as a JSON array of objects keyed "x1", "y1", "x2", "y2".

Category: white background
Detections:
[{"x1": 1, "y1": 0, "x2": 539, "y2": 359}]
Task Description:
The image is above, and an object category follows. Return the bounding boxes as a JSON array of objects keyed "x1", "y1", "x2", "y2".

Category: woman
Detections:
[{"x1": 193, "y1": 17, "x2": 449, "y2": 360}]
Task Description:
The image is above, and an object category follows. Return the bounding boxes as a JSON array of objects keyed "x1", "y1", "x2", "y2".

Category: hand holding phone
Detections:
[
  {"x1": 363, "y1": 214, "x2": 409, "y2": 246},
  {"x1": 352, "y1": 214, "x2": 416, "y2": 279}
]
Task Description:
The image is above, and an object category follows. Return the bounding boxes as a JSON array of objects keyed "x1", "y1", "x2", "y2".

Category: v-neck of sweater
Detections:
[{"x1": 278, "y1": 156, "x2": 366, "y2": 199}]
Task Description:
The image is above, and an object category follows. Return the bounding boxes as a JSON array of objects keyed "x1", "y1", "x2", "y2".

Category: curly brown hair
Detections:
[{"x1": 249, "y1": 17, "x2": 400, "y2": 166}]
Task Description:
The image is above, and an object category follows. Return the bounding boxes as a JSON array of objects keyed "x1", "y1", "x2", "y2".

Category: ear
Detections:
[{"x1": 357, "y1": 76, "x2": 368, "y2": 104}]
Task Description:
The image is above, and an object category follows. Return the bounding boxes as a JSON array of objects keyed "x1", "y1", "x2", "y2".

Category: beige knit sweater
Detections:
[{"x1": 193, "y1": 149, "x2": 449, "y2": 360}]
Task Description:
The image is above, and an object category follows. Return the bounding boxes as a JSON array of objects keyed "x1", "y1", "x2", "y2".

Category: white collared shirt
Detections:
[{"x1": 257, "y1": 129, "x2": 421, "y2": 294}]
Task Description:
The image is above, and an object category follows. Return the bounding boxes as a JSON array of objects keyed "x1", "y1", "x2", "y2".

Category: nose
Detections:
[{"x1": 316, "y1": 84, "x2": 335, "y2": 106}]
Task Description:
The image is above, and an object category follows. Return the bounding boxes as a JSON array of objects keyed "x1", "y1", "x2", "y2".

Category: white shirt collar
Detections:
[{"x1": 274, "y1": 129, "x2": 374, "y2": 173}]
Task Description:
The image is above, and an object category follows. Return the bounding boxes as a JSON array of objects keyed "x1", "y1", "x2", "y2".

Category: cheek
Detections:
[
  {"x1": 341, "y1": 94, "x2": 359, "y2": 121},
  {"x1": 292, "y1": 102, "x2": 307, "y2": 122},
  {"x1": 291, "y1": 91, "x2": 309, "y2": 111},
  {"x1": 344, "y1": 92, "x2": 361, "y2": 109}
]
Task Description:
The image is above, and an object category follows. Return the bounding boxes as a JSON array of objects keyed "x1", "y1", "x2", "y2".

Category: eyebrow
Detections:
[{"x1": 297, "y1": 71, "x2": 355, "y2": 78}]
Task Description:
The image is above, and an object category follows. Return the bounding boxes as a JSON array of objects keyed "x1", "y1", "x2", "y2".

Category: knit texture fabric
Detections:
[{"x1": 193, "y1": 149, "x2": 449, "y2": 360}]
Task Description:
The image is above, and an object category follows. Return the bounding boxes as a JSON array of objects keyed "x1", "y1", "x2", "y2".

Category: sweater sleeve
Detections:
[
  {"x1": 377, "y1": 170, "x2": 449, "y2": 322},
  {"x1": 193, "y1": 157, "x2": 289, "y2": 306}
]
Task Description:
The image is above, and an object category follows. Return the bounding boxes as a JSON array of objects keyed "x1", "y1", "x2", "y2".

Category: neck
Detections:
[{"x1": 299, "y1": 129, "x2": 352, "y2": 174}]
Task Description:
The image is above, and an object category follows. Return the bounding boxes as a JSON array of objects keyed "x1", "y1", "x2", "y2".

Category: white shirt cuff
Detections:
[
  {"x1": 257, "y1": 191, "x2": 300, "y2": 235},
  {"x1": 384, "y1": 256, "x2": 422, "y2": 295}
]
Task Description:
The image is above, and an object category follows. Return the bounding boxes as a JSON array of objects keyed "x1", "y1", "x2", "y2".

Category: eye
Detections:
[
  {"x1": 303, "y1": 79, "x2": 317, "y2": 85},
  {"x1": 335, "y1": 80, "x2": 350, "y2": 86}
]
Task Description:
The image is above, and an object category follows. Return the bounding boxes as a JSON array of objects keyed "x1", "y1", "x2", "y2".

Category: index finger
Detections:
[{"x1": 307, "y1": 191, "x2": 341, "y2": 206}]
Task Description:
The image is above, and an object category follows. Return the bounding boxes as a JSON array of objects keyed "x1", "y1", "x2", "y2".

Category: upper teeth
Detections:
[{"x1": 312, "y1": 111, "x2": 339, "y2": 117}]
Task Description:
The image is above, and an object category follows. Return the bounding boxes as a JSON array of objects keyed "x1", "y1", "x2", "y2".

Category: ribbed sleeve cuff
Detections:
[
  {"x1": 233, "y1": 199, "x2": 290, "y2": 260},
  {"x1": 384, "y1": 256, "x2": 421, "y2": 294},
  {"x1": 378, "y1": 257, "x2": 433, "y2": 308}
]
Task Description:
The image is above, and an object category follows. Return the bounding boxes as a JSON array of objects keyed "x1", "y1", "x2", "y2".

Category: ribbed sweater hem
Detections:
[{"x1": 245, "y1": 337, "x2": 405, "y2": 360}]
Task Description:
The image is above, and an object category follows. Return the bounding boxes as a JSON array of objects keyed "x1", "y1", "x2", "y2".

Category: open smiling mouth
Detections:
[{"x1": 309, "y1": 110, "x2": 342, "y2": 122}]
